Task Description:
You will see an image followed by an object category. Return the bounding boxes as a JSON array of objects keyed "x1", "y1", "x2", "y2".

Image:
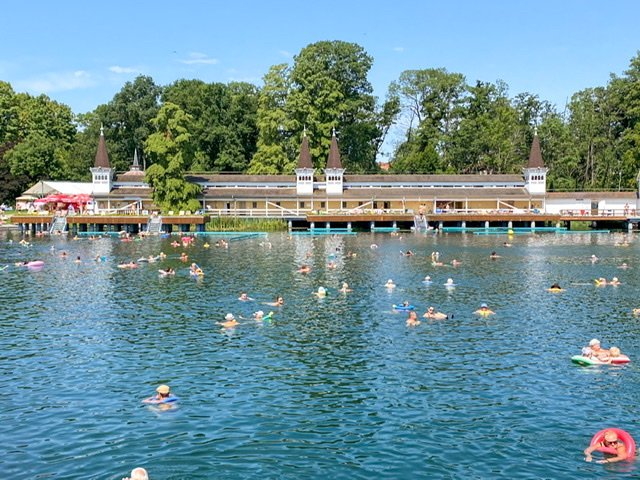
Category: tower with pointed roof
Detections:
[
  {"x1": 523, "y1": 130, "x2": 548, "y2": 195},
  {"x1": 90, "y1": 126, "x2": 113, "y2": 194},
  {"x1": 324, "y1": 128, "x2": 345, "y2": 195},
  {"x1": 295, "y1": 129, "x2": 314, "y2": 195}
]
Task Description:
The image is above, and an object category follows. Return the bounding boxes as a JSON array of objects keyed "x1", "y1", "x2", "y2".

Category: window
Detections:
[
  {"x1": 320, "y1": 202, "x2": 326, "y2": 209},
  {"x1": 299, "y1": 201, "x2": 305, "y2": 209},
  {"x1": 252, "y1": 202, "x2": 258, "y2": 209}
]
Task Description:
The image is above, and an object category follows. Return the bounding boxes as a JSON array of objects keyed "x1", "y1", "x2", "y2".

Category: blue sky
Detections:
[{"x1": 2, "y1": 0, "x2": 639, "y2": 118}]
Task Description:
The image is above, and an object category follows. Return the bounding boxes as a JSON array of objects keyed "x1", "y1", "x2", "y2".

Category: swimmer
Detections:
[
  {"x1": 503, "y1": 241, "x2": 512, "y2": 247},
  {"x1": 406, "y1": 310, "x2": 421, "y2": 327},
  {"x1": 590, "y1": 254, "x2": 598, "y2": 263},
  {"x1": 253, "y1": 310, "x2": 265, "y2": 321},
  {"x1": 423, "y1": 275, "x2": 432, "y2": 283},
  {"x1": 609, "y1": 277, "x2": 621, "y2": 286},
  {"x1": 588, "y1": 339, "x2": 610, "y2": 361},
  {"x1": 158, "y1": 267, "x2": 175, "y2": 276},
  {"x1": 339, "y1": 282, "x2": 352, "y2": 293},
  {"x1": 584, "y1": 429, "x2": 628, "y2": 463},
  {"x1": 219, "y1": 313, "x2": 239, "y2": 328},
  {"x1": 60, "y1": 251, "x2": 68, "y2": 258},
  {"x1": 118, "y1": 261, "x2": 138, "y2": 269},
  {"x1": 451, "y1": 259, "x2": 462, "y2": 266},
  {"x1": 595, "y1": 277, "x2": 607, "y2": 286},
  {"x1": 298, "y1": 265, "x2": 311, "y2": 274},
  {"x1": 327, "y1": 261, "x2": 337, "y2": 269},
  {"x1": 489, "y1": 251, "x2": 500, "y2": 259},
  {"x1": 401, "y1": 250, "x2": 414, "y2": 256},
  {"x1": 122, "y1": 466, "x2": 149, "y2": 480},
  {"x1": 143, "y1": 384, "x2": 175, "y2": 404},
  {"x1": 314, "y1": 286, "x2": 327, "y2": 298},
  {"x1": 74, "y1": 256, "x2": 82, "y2": 264},
  {"x1": 384, "y1": 279, "x2": 396, "y2": 289},
  {"x1": 238, "y1": 292, "x2": 254, "y2": 301},
  {"x1": 180, "y1": 252, "x2": 189, "y2": 262},
  {"x1": 475, "y1": 303, "x2": 495, "y2": 315},
  {"x1": 444, "y1": 278, "x2": 455, "y2": 287},
  {"x1": 618, "y1": 262, "x2": 629, "y2": 269},
  {"x1": 266, "y1": 296, "x2": 284, "y2": 307},
  {"x1": 581, "y1": 346, "x2": 593, "y2": 358},
  {"x1": 423, "y1": 306, "x2": 448, "y2": 320},
  {"x1": 548, "y1": 282, "x2": 563, "y2": 292},
  {"x1": 633, "y1": 308, "x2": 640, "y2": 316},
  {"x1": 370, "y1": 244, "x2": 378, "y2": 249}
]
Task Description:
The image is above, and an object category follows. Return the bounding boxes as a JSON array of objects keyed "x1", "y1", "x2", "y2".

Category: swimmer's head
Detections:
[
  {"x1": 589, "y1": 338, "x2": 600, "y2": 347},
  {"x1": 225, "y1": 313, "x2": 235, "y2": 321},
  {"x1": 609, "y1": 346, "x2": 621, "y2": 357},
  {"x1": 604, "y1": 430, "x2": 619, "y2": 443},
  {"x1": 156, "y1": 384, "x2": 170, "y2": 395},
  {"x1": 480, "y1": 303, "x2": 488, "y2": 308}
]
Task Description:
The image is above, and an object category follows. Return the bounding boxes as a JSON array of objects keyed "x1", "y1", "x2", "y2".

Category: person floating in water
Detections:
[
  {"x1": 219, "y1": 313, "x2": 239, "y2": 328},
  {"x1": 475, "y1": 303, "x2": 495, "y2": 315},
  {"x1": 143, "y1": 384, "x2": 175, "y2": 404},
  {"x1": 406, "y1": 310, "x2": 421, "y2": 327},
  {"x1": 266, "y1": 296, "x2": 284, "y2": 307},
  {"x1": 584, "y1": 429, "x2": 628, "y2": 464}
]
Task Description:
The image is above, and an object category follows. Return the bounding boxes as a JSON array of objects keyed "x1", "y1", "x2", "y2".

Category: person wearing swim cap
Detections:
[
  {"x1": 122, "y1": 467, "x2": 149, "y2": 480},
  {"x1": 220, "y1": 313, "x2": 239, "y2": 328},
  {"x1": 584, "y1": 430, "x2": 628, "y2": 463},
  {"x1": 143, "y1": 384, "x2": 175, "y2": 404},
  {"x1": 475, "y1": 303, "x2": 495, "y2": 315}
]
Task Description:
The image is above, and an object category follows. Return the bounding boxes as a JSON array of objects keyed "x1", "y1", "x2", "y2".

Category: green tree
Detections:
[
  {"x1": 449, "y1": 80, "x2": 519, "y2": 173},
  {"x1": 164, "y1": 79, "x2": 259, "y2": 172},
  {"x1": 144, "y1": 103, "x2": 201, "y2": 211},
  {"x1": 103, "y1": 75, "x2": 162, "y2": 172},
  {"x1": 248, "y1": 64, "x2": 296, "y2": 174},
  {"x1": 389, "y1": 68, "x2": 466, "y2": 172}
]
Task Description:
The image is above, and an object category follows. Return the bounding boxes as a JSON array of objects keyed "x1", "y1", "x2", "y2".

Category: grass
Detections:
[{"x1": 205, "y1": 217, "x2": 288, "y2": 232}]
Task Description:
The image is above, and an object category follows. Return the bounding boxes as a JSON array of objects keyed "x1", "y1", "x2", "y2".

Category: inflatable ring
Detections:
[
  {"x1": 143, "y1": 396, "x2": 179, "y2": 405},
  {"x1": 393, "y1": 305, "x2": 415, "y2": 311},
  {"x1": 26, "y1": 261, "x2": 45, "y2": 268},
  {"x1": 571, "y1": 355, "x2": 631, "y2": 366},
  {"x1": 590, "y1": 428, "x2": 636, "y2": 458}
]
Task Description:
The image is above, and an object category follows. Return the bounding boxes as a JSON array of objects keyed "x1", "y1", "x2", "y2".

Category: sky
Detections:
[{"x1": 2, "y1": 0, "x2": 639, "y2": 131}]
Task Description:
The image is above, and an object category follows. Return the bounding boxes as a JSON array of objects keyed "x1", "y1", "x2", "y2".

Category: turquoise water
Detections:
[{"x1": 1, "y1": 231, "x2": 639, "y2": 479}]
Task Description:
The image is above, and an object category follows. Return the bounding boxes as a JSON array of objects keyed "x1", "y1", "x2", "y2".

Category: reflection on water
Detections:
[{"x1": 0, "y1": 231, "x2": 639, "y2": 479}]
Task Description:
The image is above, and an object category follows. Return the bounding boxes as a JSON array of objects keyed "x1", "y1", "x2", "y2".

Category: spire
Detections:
[
  {"x1": 297, "y1": 129, "x2": 313, "y2": 169},
  {"x1": 94, "y1": 125, "x2": 110, "y2": 169},
  {"x1": 527, "y1": 131, "x2": 544, "y2": 168},
  {"x1": 132, "y1": 148, "x2": 141, "y2": 171},
  {"x1": 326, "y1": 128, "x2": 342, "y2": 169}
]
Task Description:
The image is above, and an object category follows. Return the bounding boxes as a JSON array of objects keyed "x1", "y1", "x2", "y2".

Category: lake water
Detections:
[{"x1": 1, "y1": 230, "x2": 639, "y2": 479}]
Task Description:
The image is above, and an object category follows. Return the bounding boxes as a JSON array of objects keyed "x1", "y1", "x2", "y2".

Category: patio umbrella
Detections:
[{"x1": 71, "y1": 194, "x2": 92, "y2": 204}]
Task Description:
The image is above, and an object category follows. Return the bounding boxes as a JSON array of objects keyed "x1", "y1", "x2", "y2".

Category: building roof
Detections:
[
  {"x1": 547, "y1": 191, "x2": 636, "y2": 200},
  {"x1": 326, "y1": 130, "x2": 343, "y2": 169},
  {"x1": 201, "y1": 186, "x2": 533, "y2": 200},
  {"x1": 22, "y1": 181, "x2": 94, "y2": 196},
  {"x1": 297, "y1": 133, "x2": 313, "y2": 169},
  {"x1": 94, "y1": 127, "x2": 110, "y2": 169},
  {"x1": 527, "y1": 134, "x2": 544, "y2": 169}
]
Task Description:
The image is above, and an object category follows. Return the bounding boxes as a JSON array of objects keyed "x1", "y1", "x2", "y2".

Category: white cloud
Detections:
[
  {"x1": 15, "y1": 70, "x2": 95, "y2": 93},
  {"x1": 179, "y1": 52, "x2": 218, "y2": 65},
  {"x1": 279, "y1": 50, "x2": 292, "y2": 58},
  {"x1": 109, "y1": 65, "x2": 140, "y2": 74},
  {"x1": 393, "y1": 47, "x2": 404, "y2": 52}
]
